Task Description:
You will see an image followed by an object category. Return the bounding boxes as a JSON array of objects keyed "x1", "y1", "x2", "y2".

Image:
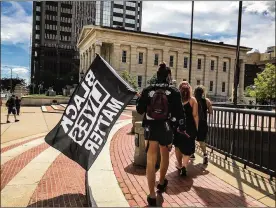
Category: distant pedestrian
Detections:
[
  {"x1": 15, "y1": 96, "x2": 21, "y2": 115},
  {"x1": 6, "y1": 95, "x2": 19, "y2": 123},
  {"x1": 193, "y1": 85, "x2": 213, "y2": 164}
]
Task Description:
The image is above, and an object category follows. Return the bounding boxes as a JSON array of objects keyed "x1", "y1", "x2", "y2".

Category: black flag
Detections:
[{"x1": 45, "y1": 54, "x2": 136, "y2": 170}]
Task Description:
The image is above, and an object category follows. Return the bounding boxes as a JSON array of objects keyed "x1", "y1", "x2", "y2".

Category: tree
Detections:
[
  {"x1": 248, "y1": 63, "x2": 276, "y2": 103},
  {"x1": 0, "y1": 78, "x2": 26, "y2": 92},
  {"x1": 147, "y1": 73, "x2": 157, "y2": 85},
  {"x1": 120, "y1": 70, "x2": 138, "y2": 91}
]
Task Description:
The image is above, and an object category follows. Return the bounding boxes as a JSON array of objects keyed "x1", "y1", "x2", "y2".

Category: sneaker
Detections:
[
  {"x1": 157, "y1": 178, "x2": 168, "y2": 192},
  {"x1": 203, "y1": 154, "x2": 208, "y2": 164},
  {"x1": 190, "y1": 154, "x2": 195, "y2": 160},
  {"x1": 147, "y1": 195, "x2": 157, "y2": 207},
  {"x1": 180, "y1": 166, "x2": 187, "y2": 176},
  {"x1": 15, "y1": 119, "x2": 19, "y2": 122},
  {"x1": 7, "y1": 121, "x2": 10, "y2": 123}
]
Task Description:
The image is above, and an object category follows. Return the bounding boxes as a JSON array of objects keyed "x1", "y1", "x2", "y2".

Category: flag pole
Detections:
[
  {"x1": 188, "y1": 1, "x2": 194, "y2": 84},
  {"x1": 233, "y1": 1, "x2": 243, "y2": 106}
]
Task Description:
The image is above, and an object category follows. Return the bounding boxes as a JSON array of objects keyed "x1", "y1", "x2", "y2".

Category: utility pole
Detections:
[
  {"x1": 233, "y1": 1, "x2": 243, "y2": 106},
  {"x1": 188, "y1": 1, "x2": 194, "y2": 84}
]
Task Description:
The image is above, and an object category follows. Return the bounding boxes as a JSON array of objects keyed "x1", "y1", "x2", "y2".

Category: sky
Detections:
[{"x1": 1, "y1": 1, "x2": 275, "y2": 85}]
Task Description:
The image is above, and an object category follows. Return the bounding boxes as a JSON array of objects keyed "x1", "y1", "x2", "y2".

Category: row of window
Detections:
[
  {"x1": 197, "y1": 59, "x2": 228, "y2": 72},
  {"x1": 122, "y1": 51, "x2": 228, "y2": 71},
  {"x1": 45, "y1": 5, "x2": 57, "y2": 12},
  {"x1": 60, "y1": 16, "x2": 72, "y2": 23},
  {"x1": 46, "y1": 14, "x2": 57, "y2": 21},
  {"x1": 60, "y1": 26, "x2": 71, "y2": 32},
  {"x1": 195, "y1": 80, "x2": 226, "y2": 93},
  {"x1": 45, "y1": 24, "x2": 57, "y2": 30},
  {"x1": 61, "y1": 8, "x2": 72, "y2": 13}
]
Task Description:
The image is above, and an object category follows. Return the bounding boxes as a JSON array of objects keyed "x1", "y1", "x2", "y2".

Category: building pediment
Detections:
[{"x1": 77, "y1": 26, "x2": 95, "y2": 47}]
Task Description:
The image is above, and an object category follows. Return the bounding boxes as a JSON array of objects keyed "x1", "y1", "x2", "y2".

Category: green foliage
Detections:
[
  {"x1": 249, "y1": 63, "x2": 276, "y2": 101},
  {"x1": 0, "y1": 78, "x2": 26, "y2": 91},
  {"x1": 245, "y1": 85, "x2": 256, "y2": 97},
  {"x1": 121, "y1": 70, "x2": 138, "y2": 91},
  {"x1": 147, "y1": 73, "x2": 157, "y2": 85}
]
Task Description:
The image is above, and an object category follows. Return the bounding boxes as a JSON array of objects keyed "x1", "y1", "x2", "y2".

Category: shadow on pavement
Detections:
[
  {"x1": 124, "y1": 163, "x2": 146, "y2": 176},
  {"x1": 27, "y1": 194, "x2": 88, "y2": 207}
]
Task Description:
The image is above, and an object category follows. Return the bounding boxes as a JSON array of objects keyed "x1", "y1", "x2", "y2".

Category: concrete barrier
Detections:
[
  {"x1": 134, "y1": 121, "x2": 160, "y2": 168},
  {"x1": 131, "y1": 111, "x2": 144, "y2": 134},
  {"x1": 21, "y1": 96, "x2": 70, "y2": 106}
]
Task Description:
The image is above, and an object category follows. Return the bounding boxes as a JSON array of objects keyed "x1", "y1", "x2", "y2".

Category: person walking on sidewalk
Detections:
[
  {"x1": 174, "y1": 81, "x2": 198, "y2": 176},
  {"x1": 15, "y1": 96, "x2": 21, "y2": 116},
  {"x1": 136, "y1": 62, "x2": 186, "y2": 206},
  {"x1": 6, "y1": 95, "x2": 19, "y2": 123},
  {"x1": 191, "y1": 85, "x2": 213, "y2": 164}
]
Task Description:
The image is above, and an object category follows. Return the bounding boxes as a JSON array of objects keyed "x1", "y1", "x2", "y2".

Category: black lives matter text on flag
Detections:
[{"x1": 45, "y1": 54, "x2": 136, "y2": 170}]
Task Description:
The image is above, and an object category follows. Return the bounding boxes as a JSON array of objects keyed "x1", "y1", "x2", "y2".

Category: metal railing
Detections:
[
  {"x1": 212, "y1": 103, "x2": 276, "y2": 111},
  {"x1": 206, "y1": 106, "x2": 276, "y2": 178}
]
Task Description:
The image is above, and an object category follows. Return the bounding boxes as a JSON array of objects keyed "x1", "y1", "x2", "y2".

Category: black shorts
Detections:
[
  {"x1": 8, "y1": 107, "x2": 16, "y2": 115},
  {"x1": 144, "y1": 122, "x2": 173, "y2": 146}
]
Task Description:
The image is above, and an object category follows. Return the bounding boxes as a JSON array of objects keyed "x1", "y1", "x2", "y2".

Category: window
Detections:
[
  {"x1": 169, "y1": 55, "x2": 174, "y2": 67},
  {"x1": 211, "y1": 60, "x2": 215, "y2": 70},
  {"x1": 197, "y1": 80, "x2": 200, "y2": 85},
  {"x1": 36, "y1": 25, "x2": 40, "y2": 30},
  {"x1": 114, "y1": 8, "x2": 123, "y2": 13},
  {"x1": 35, "y1": 34, "x2": 40, "y2": 39},
  {"x1": 126, "y1": 10, "x2": 135, "y2": 16},
  {"x1": 113, "y1": 16, "x2": 123, "y2": 22},
  {"x1": 138, "y1": 52, "x2": 143, "y2": 64},
  {"x1": 184, "y1": 57, "x2": 188, "y2": 68},
  {"x1": 36, "y1": 6, "x2": 40, "y2": 12},
  {"x1": 126, "y1": 2, "x2": 136, "y2": 7},
  {"x1": 36, "y1": 16, "x2": 40, "y2": 21},
  {"x1": 122, "y1": 50, "x2": 127, "y2": 63},
  {"x1": 209, "y1": 81, "x2": 213, "y2": 92},
  {"x1": 154, "y1": 54, "x2": 159, "y2": 66},
  {"x1": 222, "y1": 82, "x2": 226, "y2": 92},
  {"x1": 138, "y1": 76, "x2": 142, "y2": 87},
  {"x1": 223, "y1": 61, "x2": 227, "y2": 72},
  {"x1": 197, "y1": 58, "x2": 202, "y2": 69},
  {"x1": 125, "y1": 18, "x2": 135, "y2": 24}
]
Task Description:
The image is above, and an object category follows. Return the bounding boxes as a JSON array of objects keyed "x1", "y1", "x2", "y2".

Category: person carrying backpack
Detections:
[
  {"x1": 6, "y1": 95, "x2": 19, "y2": 123},
  {"x1": 136, "y1": 62, "x2": 186, "y2": 206},
  {"x1": 192, "y1": 85, "x2": 213, "y2": 164}
]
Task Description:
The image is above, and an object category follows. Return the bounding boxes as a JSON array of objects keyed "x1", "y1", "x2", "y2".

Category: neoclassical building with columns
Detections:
[{"x1": 77, "y1": 26, "x2": 251, "y2": 101}]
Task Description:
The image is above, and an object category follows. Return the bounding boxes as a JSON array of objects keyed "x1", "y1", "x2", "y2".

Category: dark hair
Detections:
[
  {"x1": 157, "y1": 62, "x2": 170, "y2": 83},
  {"x1": 194, "y1": 85, "x2": 205, "y2": 100}
]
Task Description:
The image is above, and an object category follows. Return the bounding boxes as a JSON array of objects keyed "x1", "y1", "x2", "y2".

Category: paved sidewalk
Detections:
[{"x1": 110, "y1": 124, "x2": 275, "y2": 207}]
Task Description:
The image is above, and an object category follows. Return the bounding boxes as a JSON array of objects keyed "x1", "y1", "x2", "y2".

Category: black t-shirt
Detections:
[
  {"x1": 15, "y1": 99, "x2": 21, "y2": 107},
  {"x1": 7, "y1": 97, "x2": 16, "y2": 108},
  {"x1": 136, "y1": 83, "x2": 186, "y2": 131}
]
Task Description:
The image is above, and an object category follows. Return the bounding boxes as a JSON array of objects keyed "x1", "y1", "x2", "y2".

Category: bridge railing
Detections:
[{"x1": 206, "y1": 106, "x2": 276, "y2": 178}]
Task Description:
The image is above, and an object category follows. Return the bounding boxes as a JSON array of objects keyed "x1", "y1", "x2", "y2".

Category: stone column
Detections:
[
  {"x1": 203, "y1": 55, "x2": 209, "y2": 86},
  {"x1": 91, "y1": 45, "x2": 95, "y2": 60},
  {"x1": 146, "y1": 47, "x2": 154, "y2": 86},
  {"x1": 238, "y1": 59, "x2": 245, "y2": 100},
  {"x1": 130, "y1": 45, "x2": 137, "y2": 74},
  {"x1": 215, "y1": 56, "x2": 223, "y2": 95},
  {"x1": 112, "y1": 43, "x2": 121, "y2": 70},
  {"x1": 80, "y1": 54, "x2": 83, "y2": 72},
  {"x1": 95, "y1": 41, "x2": 102, "y2": 56},
  {"x1": 83, "y1": 53, "x2": 86, "y2": 71},
  {"x1": 229, "y1": 58, "x2": 236, "y2": 100},
  {"x1": 162, "y1": 48, "x2": 169, "y2": 64}
]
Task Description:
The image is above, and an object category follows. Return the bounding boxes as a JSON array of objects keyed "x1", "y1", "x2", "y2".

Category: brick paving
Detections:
[
  {"x1": 28, "y1": 154, "x2": 87, "y2": 207},
  {"x1": 110, "y1": 124, "x2": 266, "y2": 207},
  {"x1": 1, "y1": 143, "x2": 49, "y2": 191},
  {"x1": 0, "y1": 135, "x2": 43, "y2": 154}
]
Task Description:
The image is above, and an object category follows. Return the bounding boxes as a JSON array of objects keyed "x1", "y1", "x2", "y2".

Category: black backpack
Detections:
[{"x1": 147, "y1": 88, "x2": 169, "y2": 120}]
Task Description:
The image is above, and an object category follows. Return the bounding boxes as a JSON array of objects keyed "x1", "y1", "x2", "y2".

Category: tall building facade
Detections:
[
  {"x1": 78, "y1": 26, "x2": 251, "y2": 102},
  {"x1": 31, "y1": 1, "x2": 142, "y2": 92}
]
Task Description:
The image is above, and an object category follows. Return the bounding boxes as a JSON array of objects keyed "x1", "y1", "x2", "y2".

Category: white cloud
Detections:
[
  {"x1": 142, "y1": 1, "x2": 275, "y2": 53},
  {"x1": 1, "y1": 65, "x2": 30, "y2": 84},
  {"x1": 1, "y1": 2, "x2": 32, "y2": 51}
]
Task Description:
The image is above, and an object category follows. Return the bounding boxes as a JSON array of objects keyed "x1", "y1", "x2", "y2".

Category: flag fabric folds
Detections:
[{"x1": 45, "y1": 54, "x2": 136, "y2": 170}]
